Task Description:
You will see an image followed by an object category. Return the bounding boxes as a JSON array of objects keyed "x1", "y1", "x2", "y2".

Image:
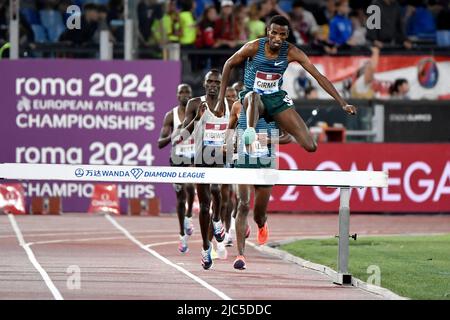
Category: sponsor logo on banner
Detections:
[
  {"x1": 88, "y1": 184, "x2": 120, "y2": 215},
  {"x1": 75, "y1": 168, "x2": 84, "y2": 177},
  {"x1": 130, "y1": 168, "x2": 144, "y2": 180},
  {"x1": 418, "y1": 58, "x2": 439, "y2": 89},
  {"x1": 73, "y1": 167, "x2": 207, "y2": 181}
]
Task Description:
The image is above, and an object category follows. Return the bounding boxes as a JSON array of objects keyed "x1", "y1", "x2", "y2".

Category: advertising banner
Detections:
[
  {"x1": 383, "y1": 101, "x2": 450, "y2": 142},
  {"x1": 283, "y1": 55, "x2": 450, "y2": 100},
  {"x1": 269, "y1": 144, "x2": 450, "y2": 213},
  {"x1": 0, "y1": 59, "x2": 179, "y2": 213}
]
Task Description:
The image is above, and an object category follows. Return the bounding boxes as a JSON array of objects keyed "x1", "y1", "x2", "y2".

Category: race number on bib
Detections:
[
  {"x1": 203, "y1": 122, "x2": 227, "y2": 146},
  {"x1": 253, "y1": 71, "x2": 282, "y2": 94},
  {"x1": 174, "y1": 137, "x2": 195, "y2": 158}
]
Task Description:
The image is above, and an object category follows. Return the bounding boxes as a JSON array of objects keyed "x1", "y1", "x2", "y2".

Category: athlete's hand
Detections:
[
  {"x1": 171, "y1": 134, "x2": 182, "y2": 146},
  {"x1": 214, "y1": 99, "x2": 225, "y2": 117},
  {"x1": 342, "y1": 104, "x2": 357, "y2": 115}
]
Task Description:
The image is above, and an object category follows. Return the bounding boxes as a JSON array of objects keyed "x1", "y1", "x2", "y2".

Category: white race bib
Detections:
[
  {"x1": 203, "y1": 122, "x2": 227, "y2": 146},
  {"x1": 253, "y1": 71, "x2": 282, "y2": 94},
  {"x1": 174, "y1": 137, "x2": 195, "y2": 158}
]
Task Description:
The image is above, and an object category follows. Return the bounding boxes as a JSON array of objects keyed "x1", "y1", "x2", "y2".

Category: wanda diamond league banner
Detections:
[
  {"x1": 269, "y1": 144, "x2": 450, "y2": 213},
  {"x1": 0, "y1": 59, "x2": 179, "y2": 213}
]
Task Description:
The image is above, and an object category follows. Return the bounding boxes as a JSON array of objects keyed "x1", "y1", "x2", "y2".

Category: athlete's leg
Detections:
[
  {"x1": 220, "y1": 184, "x2": 231, "y2": 232},
  {"x1": 210, "y1": 183, "x2": 225, "y2": 242},
  {"x1": 185, "y1": 183, "x2": 195, "y2": 219},
  {"x1": 244, "y1": 92, "x2": 264, "y2": 129},
  {"x1": 253, "y1": 186, "x2": 272, "y2": 228},
  {"x1": 236, "y1": 184, "x2": 251, "y2": 256},
  {"x1": 253, "y1": 185, "x2": 272, "y2": 245},
  {"x1": 242, "y1": 92, "x2": 265, "y2": 146},
  {"x1": 273, "y1": 108, "x2": 317, "y2": 152},
  {"x1": 174, "y1": 184, "x2": 187, "y2": 236},
  {"x1": 196, "y1": 183, "x2": 212, "y2": 250},
  {"x1": 210, "y1": 183, "x2": 221, "y2": 222},
  {"x1": 230, "y1": 184, "x2": 238, "y2": 219}
]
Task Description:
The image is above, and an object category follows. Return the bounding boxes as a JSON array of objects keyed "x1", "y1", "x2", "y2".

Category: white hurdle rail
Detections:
[{"x1": 0, "y1": 163, "x2": 388, "y2": 285}]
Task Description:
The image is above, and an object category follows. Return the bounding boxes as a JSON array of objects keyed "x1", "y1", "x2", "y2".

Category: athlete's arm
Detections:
[
  {"x1": 223, "y1": 100, "x2": 241, "y2": 154},
  {"x1": 227, "y1": 101, "x2": 242, "y2": 130},
  {"x1": 216, "y1": 41, "x2": 259, "y2": 111},
  {"x1": 288, "y1": 45, "x2": 357, "y2": 115},
  {"x1": 364, "y1": 46, "x2": 380, "y2": 85},
  {"x1": 173, "y1": 98, "x2": 198, "y2": 145},
  {"x1": 158, "y1": 111, "x2": 173, "y2": 149}
]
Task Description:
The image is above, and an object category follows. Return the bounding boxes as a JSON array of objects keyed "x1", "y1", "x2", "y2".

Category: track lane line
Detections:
[
  {"x1": 105, "y1": 214, "x2": 232, "y2": 300},
  {"x1": 7, "y1": 214, "x2": 63, "y2": 300}
]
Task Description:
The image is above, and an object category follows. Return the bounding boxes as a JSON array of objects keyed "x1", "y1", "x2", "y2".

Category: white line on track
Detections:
[
  {"x1": 105, "y1": 214, "x2": 232, "y2": 300},
  {"x1": 145, "y1": 240, "x2": 203, "y2": 248},
  {"x1": 28, "y1": 236, "x2": 132, "y2": 246},
  {"x1": 0, "y1": 229, "x2": 175, "y2": 240},
  {"x1": 7, "y1": 214, "x2": 63, "y2": 300}
]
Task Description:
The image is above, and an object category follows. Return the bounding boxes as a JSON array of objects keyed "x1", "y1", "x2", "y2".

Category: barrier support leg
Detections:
[{"x1": 334, "y1": 187, "x2": 352, "y2": 285}]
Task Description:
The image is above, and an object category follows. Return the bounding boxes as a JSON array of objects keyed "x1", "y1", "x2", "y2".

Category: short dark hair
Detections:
[
  {"x1": 205, "y1": 69, "x2": 221, "y2": 79},
  {"x1": 208, "y1": 68, "x2": 221, "y2": 75},
  {"x1": 268, "y1": 15, "x2": 290, "y2": 28}
]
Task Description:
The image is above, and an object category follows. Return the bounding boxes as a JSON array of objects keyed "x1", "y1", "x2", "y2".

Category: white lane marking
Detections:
[
  {"x1": 29, "y1": 236, "x2": 131, "y2": 246},
  {"x1": 105, "y1": 214, "x2": 231, "y2": 300},
  {"x1": 8, "y1": 214, "x2": 63, "y2": 300},
  {"x1": 145, "y1": 240, "x2": 203, "y2": 248},
  {"x1": 0, "y1": 229, "x2": 175, "y2": 239}
]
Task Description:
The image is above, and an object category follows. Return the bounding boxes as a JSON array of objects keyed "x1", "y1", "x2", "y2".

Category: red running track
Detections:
[{"x1": 1, "y1": 213, "x2": 449, "y2": 300}]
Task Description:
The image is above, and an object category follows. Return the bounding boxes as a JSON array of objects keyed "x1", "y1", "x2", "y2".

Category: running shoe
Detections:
[
  {"x1": 178, "y1": 234, "x2": 189, "y2": 254},
  {"x1": 184, "y1": 216, "x2": 194, "y2": 236},
  {"x1": 211, "y1": 243, "x2": 218, "y2": 260},
  {"x1": 212, "y1": 219, "x2": 225, "y2": 242},
  {"x1": 257, "y1": 222, "x2": 269, "y2": 245},
  {"x1": 242, "y1": 127, "x2": 256, "y2": 145},
  {"x1": 225, "y1": 232, "x2": 233, "y2": 247},
  {"x1": 216, "y1": 240, "x2": 228, "y2": 260},
  {"x1": 233, "y1": 255, "x2": 246, "y2": 270},
  {"x1": 201, "y1": 244, "x2": 213, "y2": 270}
]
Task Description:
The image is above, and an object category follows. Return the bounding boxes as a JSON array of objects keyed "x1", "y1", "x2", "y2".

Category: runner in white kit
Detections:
[{"x1": 158, "y1": 84, "x2": 195, "y2": 253}]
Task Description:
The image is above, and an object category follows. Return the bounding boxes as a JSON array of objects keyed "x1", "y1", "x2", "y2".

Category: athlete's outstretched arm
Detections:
[
  {"x1": 216, "y1": 41, "x2": 259, "y2": 111},
  {"x1": 158, "y1": 111, "x2": 173, "y2": 149},
  {"x1": 289, "y1": 46, "x2": 357, "y2": 115}
]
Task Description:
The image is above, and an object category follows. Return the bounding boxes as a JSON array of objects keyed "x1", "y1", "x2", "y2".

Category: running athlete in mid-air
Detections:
[
  {"x1": 215, "y1": 15, "x2": 357, "y2": 154},
  {"x1": 176, "y1": 70, "x2": 235, "y2": 269},
  {"x1": 158, "y1": 84, "x2": 195, "y2": 254}
]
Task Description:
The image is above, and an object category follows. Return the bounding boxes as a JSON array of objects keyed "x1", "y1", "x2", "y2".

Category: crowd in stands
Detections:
[
  {"x1": 1, "y1": 0, "x2": 449, "y2": 50},
  {"x1": 0, "y1": 0, "x2": 448, "y2": 100},
  {"x1": 136, "y1": 0, "x2": 450, "y2": 53}
]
